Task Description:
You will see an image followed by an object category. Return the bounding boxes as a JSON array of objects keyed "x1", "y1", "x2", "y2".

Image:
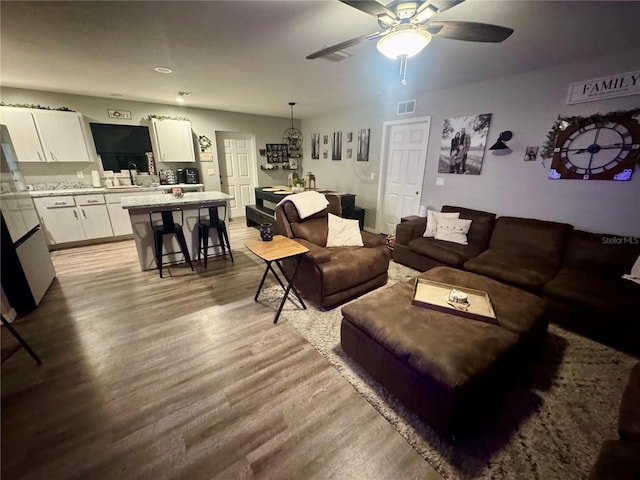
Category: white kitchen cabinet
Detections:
[
  {"x1": 0, "y1": 107, "x2": 92, "y2": 163},
  {"x1": 33, "y1": 110, "x2": 93, "y2": 162},
  {"x1": 33, "y1": 194, "x2": 113, "y2": 245},
  {"x1": 151, "y1": 119, "x2": 195, "y2": 163},
  {"x1": 75, "y1": 195, "x2": 114, "y2": 239},
  {"x1": 0, "y1": 107, "x2": 47, "y2": 162}
]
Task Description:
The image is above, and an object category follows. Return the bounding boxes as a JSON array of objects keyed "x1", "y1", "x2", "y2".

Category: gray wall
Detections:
[
  {"x1": 0, "y1": 87, "x2": 297, "y2": 192},
  {"x1": 301, "y1": 48, "x2": 640, "y2": 236}
]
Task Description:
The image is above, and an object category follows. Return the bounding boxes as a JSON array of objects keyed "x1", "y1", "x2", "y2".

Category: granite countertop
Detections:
[
  {"x1": 121, "y1": 191, "x2": 233, "y2": 210},
  {"x1": 29, "y1": 184, "x2": 205, "y2": 197}
]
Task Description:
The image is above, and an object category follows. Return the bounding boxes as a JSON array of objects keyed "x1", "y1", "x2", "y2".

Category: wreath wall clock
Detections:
[{"x1": 548, "y1": 114, "x2": 640, "y2": 181}]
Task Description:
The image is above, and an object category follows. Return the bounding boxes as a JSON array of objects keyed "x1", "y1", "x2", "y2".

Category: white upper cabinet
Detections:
[
  {"x1": 32, "y1": 110, "x2": 92, "y2": 162},
  {"x1": 151, "y1": 118, "x2": 195, "y2": 163},
  {"x1": 0, "y1": 108, "x2": 46, "y2": 162},
  {"x1": 0, "y1": 107, "x2": 93, "y2": 163}
]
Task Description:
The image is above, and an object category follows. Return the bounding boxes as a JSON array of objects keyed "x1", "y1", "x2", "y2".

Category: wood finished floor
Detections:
[{"x1": 1, "y1": 219, "x2": 441, "y2": 480}]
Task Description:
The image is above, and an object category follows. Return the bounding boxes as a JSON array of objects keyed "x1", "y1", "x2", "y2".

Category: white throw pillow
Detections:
[
  {"x1": 434, "y1": 217, "x2": 472, "y2": 245},
  {"x1": 326, "y1": 213, "x2": 364, "y2": 247},
  {"x1": 423, "y1": 210, "x2": 460, "y2": 238}
]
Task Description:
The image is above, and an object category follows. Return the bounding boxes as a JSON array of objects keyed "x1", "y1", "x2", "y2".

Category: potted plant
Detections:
[{"x1": 291, "y1": 177, "x2": 305, "y2": 193}]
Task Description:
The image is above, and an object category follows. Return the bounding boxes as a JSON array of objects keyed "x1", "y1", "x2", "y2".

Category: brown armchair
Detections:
[{"x1": 275, "y1": 198, "x2": 391, "y2": 309}]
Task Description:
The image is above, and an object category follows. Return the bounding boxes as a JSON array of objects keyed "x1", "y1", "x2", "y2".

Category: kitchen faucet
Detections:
[{"x1": 128, "y1": 162, "x2": 137, "y2": 186}]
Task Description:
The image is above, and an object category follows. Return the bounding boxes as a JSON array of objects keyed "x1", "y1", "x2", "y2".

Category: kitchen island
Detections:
[{"x1": 122, "y1": 191, "x2": 233, "y2": 271}]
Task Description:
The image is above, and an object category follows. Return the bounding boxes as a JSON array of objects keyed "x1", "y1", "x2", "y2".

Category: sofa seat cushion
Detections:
[
  {"x1": 318, "y1": 245, "x2": 390, "y2": 297},
  {"x1": 407, "y1": 236, "x2": 483, "y2": 267},
  {"x1": 543, "y1": 268, "x2": 640, "y2": 327},
  {"x1": 619, "y1": 363, "x2": 640, "y2": 441},
  {"x1": 464, "y1": 249, "x2": 559, "y2": 291}
]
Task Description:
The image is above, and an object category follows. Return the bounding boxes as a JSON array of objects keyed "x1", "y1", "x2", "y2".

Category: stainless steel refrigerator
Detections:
[{"x1": 1, "y1": 124, "x2": 56, "y2": 317}]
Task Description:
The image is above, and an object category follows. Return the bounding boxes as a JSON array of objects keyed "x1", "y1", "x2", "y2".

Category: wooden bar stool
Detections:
[
  {"x1": 149, "y1": 209, "x2": 194, "y2": 278},
  {"x1": 197, "y1": 205, "x2": 234, "y2": 268}
]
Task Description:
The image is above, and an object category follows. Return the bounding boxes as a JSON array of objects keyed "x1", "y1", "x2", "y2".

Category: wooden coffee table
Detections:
[{"x1": 245, "y1": 235, "x2": 309, "y2": 324}]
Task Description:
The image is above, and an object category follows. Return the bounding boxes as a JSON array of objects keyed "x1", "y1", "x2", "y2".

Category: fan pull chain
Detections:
[{"x1": 399, "y1": 55, "x2": 408, "y2": 86}]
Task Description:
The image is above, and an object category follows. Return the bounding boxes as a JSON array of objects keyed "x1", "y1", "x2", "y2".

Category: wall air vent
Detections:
[{"x1": 397, "y1": 99, "x2": 416, "y2": 115}]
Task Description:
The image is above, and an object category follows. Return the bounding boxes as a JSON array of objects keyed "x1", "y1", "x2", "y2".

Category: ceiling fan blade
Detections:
[
  {"x1": 427, "y1": 1, "x2": 467, "y2": 15},
  {"x1": 339, "y1": 0, "x2": 397, "y2": 20},
  {"x1": 427, "y1": 21, "x2": 514, "y2": 42},
  {"x1": 306, "y1": 31, "x2": 385, "y2": 60}
]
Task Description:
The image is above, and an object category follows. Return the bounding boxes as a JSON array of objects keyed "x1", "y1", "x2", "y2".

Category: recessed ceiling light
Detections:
[{"x1": 154, "y1": 67, "x2": 173, "y2": 74}]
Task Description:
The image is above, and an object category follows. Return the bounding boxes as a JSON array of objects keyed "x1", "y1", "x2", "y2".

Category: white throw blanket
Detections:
[
  {"x1": 277, "y1": 191, "x2": 328, "y2": 219},
  {"x1": 622, "y1": 254, "x2": 640, "y2": 285}
]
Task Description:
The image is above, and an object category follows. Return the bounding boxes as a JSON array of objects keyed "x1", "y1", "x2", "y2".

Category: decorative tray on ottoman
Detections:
[{"x1": 411, "y1": 278, "x2": 498, "y2": 325}]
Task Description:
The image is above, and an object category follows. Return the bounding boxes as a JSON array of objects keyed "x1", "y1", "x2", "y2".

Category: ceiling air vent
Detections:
[{"x1": 397, "y1": 99, "x2": 416, "y2": 115}]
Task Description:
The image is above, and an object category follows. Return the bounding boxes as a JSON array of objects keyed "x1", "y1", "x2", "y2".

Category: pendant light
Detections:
[{"x1": 283, "y1": 102, "x2": 303, "y2": 156}]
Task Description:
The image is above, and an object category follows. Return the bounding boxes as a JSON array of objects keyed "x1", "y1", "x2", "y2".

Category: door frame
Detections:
[{"x1": 375, "y1": 116, "x2": 431, "y2": 233}]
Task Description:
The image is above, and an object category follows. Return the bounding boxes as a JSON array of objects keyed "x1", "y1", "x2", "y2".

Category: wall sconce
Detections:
[
  {"x1": 259, "y1": 148, "x2": 266, "y2": 157},
  {"x1": 489, "y1": 131, "x2": 513, "y2": 150}
]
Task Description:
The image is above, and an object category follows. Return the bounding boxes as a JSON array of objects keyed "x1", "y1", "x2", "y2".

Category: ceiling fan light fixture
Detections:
[{"x1": 376, "y1": 28, "x2": 432, "y2": 59}]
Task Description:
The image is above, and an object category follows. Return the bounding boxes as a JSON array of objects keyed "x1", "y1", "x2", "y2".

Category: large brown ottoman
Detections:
[{"x1": 341, "y1": 266, "x2": 549, "y2": 435}]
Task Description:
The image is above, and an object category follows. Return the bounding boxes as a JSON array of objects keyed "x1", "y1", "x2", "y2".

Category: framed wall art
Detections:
[
  {"x1": 357, "y1": 128, "x2": 370, "y2": 161},
  {"x1": 311, "y1": 133, "x2": 320, "y2": 159},
  {"x1": 266, "y1": 143, "x2": 288, "y2": 163},
  {"x1": 437, "y1": 113, "x2": 492, "y2": 174},
  {"x1": 332, "y1": 131, "x2": 342, "y2": 160},
  {"x1": 524, "y1": 146, "x2": 538, "y2": 161}
]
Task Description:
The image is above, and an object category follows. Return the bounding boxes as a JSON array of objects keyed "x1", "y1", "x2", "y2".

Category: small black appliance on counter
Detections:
[
  {"x1": 176, "y1": 169, "x2": 187, "y2": 184},
  {"x1": 185, "y1": 168, "x2": 200, "y2": 184}
]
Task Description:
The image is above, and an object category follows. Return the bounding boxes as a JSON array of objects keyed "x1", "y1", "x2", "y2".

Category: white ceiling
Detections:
[{"x1": 1, "y1": 1, "x2": 639, "y2": 119}]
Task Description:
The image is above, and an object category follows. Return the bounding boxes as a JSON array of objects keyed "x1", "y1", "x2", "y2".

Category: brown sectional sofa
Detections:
[{"x1": 394, "y1": 206, "x2": 640, "y2": 353}]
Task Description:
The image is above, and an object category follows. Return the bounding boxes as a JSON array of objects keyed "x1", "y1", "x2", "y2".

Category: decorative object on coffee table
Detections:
[{"x1": 411, "y1": 278, "x2": 497, "y2": 324}]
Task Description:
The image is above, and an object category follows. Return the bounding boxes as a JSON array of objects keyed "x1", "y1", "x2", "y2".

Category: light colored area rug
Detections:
[{"x1": 261, "y1": 261, "x2": 638, "y2": 479}]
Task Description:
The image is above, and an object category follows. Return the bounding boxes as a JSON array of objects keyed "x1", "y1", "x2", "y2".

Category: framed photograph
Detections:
[
  {"x1": 346, "y1": 132, "x2": 353, "y2": 143},
  {"x1": 323, "y1": 134, "x2": 328, "y2": 145},
  {"x1": 357, "y1": 128, "x2": 370, "y2": 161},
  {"x1": 332, "y1": 131, "x2": 342, "y2": 160},
  {"x1": 437, "y1": 114, "x2": 492, "y2": 174},
  {"x1": 323, "y1": 150, "x2": 328, "y2": 159},
  {"x1": 347, "y1": 148, "x2": 352, "y2": 159},
  {"x1": 311, "y1": 133, "x2": 320, "y2": 159},
  {"x1": 266, "y1": 143, "x2": 288, "y2": 163},
  {"x1": 524, "y1": 146, "x2": 539, "y2": 161}
]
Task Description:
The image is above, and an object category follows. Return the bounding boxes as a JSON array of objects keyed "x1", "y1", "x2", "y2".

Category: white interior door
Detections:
[
  {"x1": 379, "y1": 119, "x2": 431, "y2": 234},
  {"x1": 219, "y1": 135, "x2": 256, "y2": 219}
]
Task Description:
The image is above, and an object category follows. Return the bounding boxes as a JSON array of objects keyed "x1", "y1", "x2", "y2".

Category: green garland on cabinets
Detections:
[
  {"x1": 144, "y1": 114, "x2": 191, "y2": 121},
  {"x1": 0, "y1": 101, "x2": 74, "y2": 112}
]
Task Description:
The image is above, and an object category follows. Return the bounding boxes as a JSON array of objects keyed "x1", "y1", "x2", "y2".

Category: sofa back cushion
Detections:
[
  {"x1": 489, "y1": 216, "x2": 573, "y2": 266},
  {"x1": 563, "y1": 230, "x2": 640, "y2": 276},
  {"x1": 441, "y1": 205, "x2": 496, "y2": 250}
]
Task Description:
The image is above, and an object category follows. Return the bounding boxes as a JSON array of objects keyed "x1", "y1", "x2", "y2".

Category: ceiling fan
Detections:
[{"x1": 307, "y1": 1, "x2": 513, "y2": 82}]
